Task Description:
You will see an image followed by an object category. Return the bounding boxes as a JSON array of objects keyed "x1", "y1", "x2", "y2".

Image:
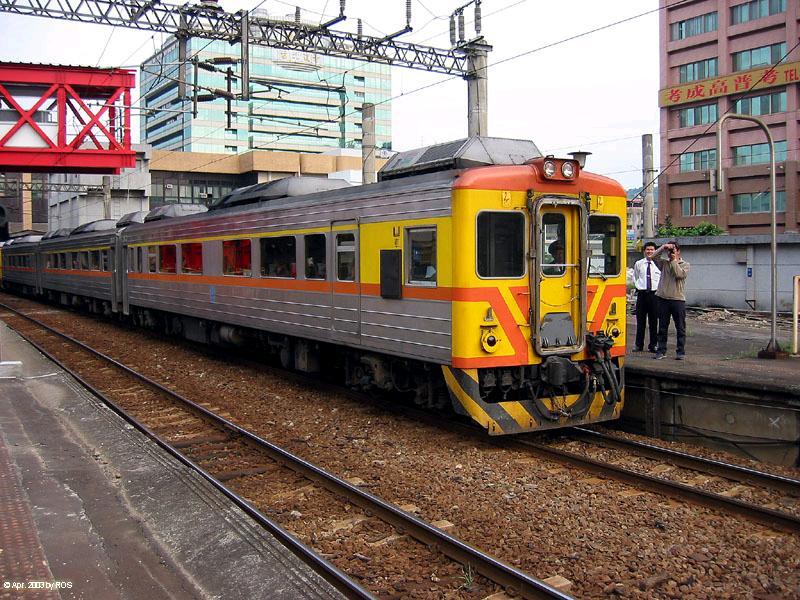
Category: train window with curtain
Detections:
[
  {"x1": 336, "y1": 233, "x2": 356, "y2": 281},
  {"x1": 588, "y1": 216, "x2": 621, "y2": 277},
  {"x1": 261, "y1": 236, "x2": 296, "y2": 278},
  {"x1": 147, "y1": 247, "x2": 157, "y2": 273},
  {"x1": 223, "y1": 239, "x2": 251, "y2": 276},
  {"x1": 89, "y1": 250, "x2": 100, "y2": 270},
  {"x1": 79, "y1": 252, "x2": 90, "y2": 270},
  {"x1": 305, "y1": 234, "x2": 326, "y2": 279},
  {"x1": 406, "y1": 227, "x2": 437, "y2": 285},
  {"x1": 541, "y1": 213, "x2": 566, "y2": 276},
  {"x1": 477, "y1": 212, "x2": 525, "y2": 278},
  {"x1": 159, "y1": 245, "x2": 177, "y2": 273},
  {"x1": 181, "y1": 243, "x2": 203, "y2": 274}
]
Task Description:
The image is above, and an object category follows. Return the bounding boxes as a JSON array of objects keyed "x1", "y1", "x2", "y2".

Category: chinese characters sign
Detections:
[{"x1": 659, "y1": 61, "x2": 800, "y2": 107}]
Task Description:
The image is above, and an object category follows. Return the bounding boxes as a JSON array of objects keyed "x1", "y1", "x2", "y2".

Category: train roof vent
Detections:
[
  {"x1": 209, "y1": 176, "x2": 351, "y2": 211},
  {"x1": 41, "y1": 228, "x2": 73, "y2": 240},
  {"x1": 69, "y1": 219, "x2": 118, "y2": 235},
  {"x1": 378, "y1": 136, "x2": 542, "y2": 181},
  {"x1": 144, "y1": 203, "x2": 208, "y2": 222},
  {"x1": 7, "y1": 234, "x2": 43, "y2": 245},
  {"x1": 116, "y1": 210, "x2": 148, "y2": 228}
]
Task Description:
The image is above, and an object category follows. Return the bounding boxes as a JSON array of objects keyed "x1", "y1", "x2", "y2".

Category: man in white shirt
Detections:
[{"x1": 632, "y1": 241, "x2": 661, "y2": 352}]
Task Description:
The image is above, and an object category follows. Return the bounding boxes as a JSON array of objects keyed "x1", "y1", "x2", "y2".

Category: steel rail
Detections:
[
  {"x1": 571, "y1": 427, "x2": 800, "y2": 496},
  {"x1": 0, "y1": 302, "x2": 569, "y2": 600},
  {"x1": 0, "y1": 302, "x2": 374, "y2": 600},
  {"x1": 512, "y1": 438, "x2": 800, "y2": 534}
]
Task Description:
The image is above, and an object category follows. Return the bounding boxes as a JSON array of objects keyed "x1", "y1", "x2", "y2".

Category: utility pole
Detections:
[
  {"x1": 465, "y1": 41, "x2": 491, "y2": 137},
  {"x1": 641, "y1": 134, "x2": 656, "y2": 239},
  {"x1": 362, "y1": 103, "x2": 376, "y2": 184},
  {"x1": 102, "y1": 175, "x2": 111, "y2": 219}
]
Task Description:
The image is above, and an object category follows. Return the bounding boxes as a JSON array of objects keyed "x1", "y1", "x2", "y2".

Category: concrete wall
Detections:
[{"x1": 629, "y1": 234, "x2": 800, "y2": 311}]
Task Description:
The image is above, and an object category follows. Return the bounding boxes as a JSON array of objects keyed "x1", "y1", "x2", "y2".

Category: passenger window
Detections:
[
  {"x1": 100, "y1": 250, "x2": 109, "y2": 272},
  {"x1": 128, "y1": 248, "x2": 137, "y2": 273},
  {"x1": 588, "y1": 216, "x2": 621, "y2": 277},
  {"x1": 89, "y1": 250, "x2": 100, "y2": 270},
  {"x1": 261, "y1": 236, "x2": 296, "y2": 278},
  {"x1": 147, "y1": 246, "x2": 158, "y2": 273},
  {"x1": 181, "y1": 243, "x2": 203, "y2": 274},
  {"x1": 407, "y1": 228, "x2": 437, "y2": 285},
  {"x1": 541, "y1": 213, "x2": 566, "y2": 277},
  {"x1": 305, "y1": 234, "x2": 326, "y2": 280},
  {"x1": 72, "y1": 252, "x2": 80, "y2": 270},
  {"x1": 79, "y1": 252, "x2": 89, "y2": 271},
  {"x1": 159, "y1": 245, "x2": 177, "y2": 273},
  {"x1": 45, "y1": 254, "x2": 53, "y2": 269},
  {"x1": 336, "y1": 233, "x2": 356, "y2": 281},
  {"x1": 477, "y1": 212, "x2": 525, "y2": 278},
  {"x1": 223, "y1": 239, "x2": 251, "y2": 276}
]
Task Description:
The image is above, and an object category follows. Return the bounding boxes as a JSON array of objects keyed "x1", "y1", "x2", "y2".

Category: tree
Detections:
[{"x1": 656, "y1": 215, "x2": 725, "y2": 237}]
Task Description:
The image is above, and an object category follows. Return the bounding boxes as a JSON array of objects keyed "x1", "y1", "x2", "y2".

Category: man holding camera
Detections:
[{"x1": 652, "y1": 240, "x2": 691, "y2": 360}]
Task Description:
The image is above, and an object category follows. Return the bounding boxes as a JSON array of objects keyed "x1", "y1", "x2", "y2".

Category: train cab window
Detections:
[
  {"x1": 79, "y1": 252, "x2": 90, "y2": 271},
  {"x1": 588, "y1": 216, "x2": 621, "y2": 277},
  {"x1": 305, "y1": 234, "x2": 326, "y2": 280},
  {"x1": 181, "y1": 243, "x2": 203, "y2": 274},
  {"x1": 223, "y1": 239, "x2": 251, "y2": 276},
  {"x1": 89, "y1": 250, "x2": 100, "y2": 270},
  {"x1": 336, "y1": 233, "x2": 356, "y2": 282},
  {"x1": 147, "y1": 246, "x2": 157, "y2": 273},
  {"x1": 477, "y1": 212, "x2": 525, "y2": 278},
  {"x1": 407, "y1": 228, "x2": 437, "y2": 285},
  {"x1": 159, "y1": 245, "x2": 177, "y2": 273},
  {"x1": 541, "y1": 213, "x2": 567, "y2": 276},
  {"x1": 261, "y1": 236, "x2": 296, "y2": 278}
]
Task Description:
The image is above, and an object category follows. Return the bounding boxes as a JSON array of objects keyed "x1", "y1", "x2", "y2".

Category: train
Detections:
[{"x1": 0, "y1": 137, "x2": 628, "y2": 435}]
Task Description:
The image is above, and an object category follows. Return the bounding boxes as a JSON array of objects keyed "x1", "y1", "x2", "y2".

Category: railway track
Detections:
[{"x1": 0, "y1": 300, "x2": 569, "y2": 600}]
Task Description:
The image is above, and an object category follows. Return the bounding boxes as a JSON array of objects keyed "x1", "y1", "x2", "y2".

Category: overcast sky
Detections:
[{"x1": 0, "y1": 0, "x2": 660, "y2": 189}]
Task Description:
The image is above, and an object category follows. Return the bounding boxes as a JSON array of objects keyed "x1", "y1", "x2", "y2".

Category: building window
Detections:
[
  {"x1": 406, "y1": 228, "x2": 437, "y2": 285},
  {"x1": 261, "y1": 236, "x2": 296, "y2": 278},
  {"x1": 733, "y1": 191, "x2": 786, "y2": 213},
  {"x1": 477, "y1": 211, "x2": 525, "y2": 278},
  {"x1": 588, "y1": 216, "x2": 621, "y2": 277},
  {"x1": 731, "y1": 0, "x2": 785, "y2": 25},
  {"x1": 181, "y1": 243, "x2": 203, "y2": 274},
  {"x1": 678, "y1": 58, "x2": 718, "y2": 83},
  {"x1": 680, "y1": 196, "x2": 717, "y2": 216},
  {"x1": 732, "y1": 42, "x2": 786, "y2": 71},
  {"x1": 733, "y1": 90, "x2": 787, "y2": 116},
  {"x1": 732, "y1": 140, "x2": 787, "y2": 166},
  {"x1": 223, "y1": 239, "x2": 251, "y2": 276},
  {"x1": 679, "y1": 149, "x2": 717, "y2": 172},
  {"x1": 159, "y1": 245, "x2": 177, "y2": 273},
  {"x1": 678, "y1": 102, "x2": 717, "y2": 127},
  {"x1": 304, "y1": 234, "x2": 326, "y2": 279},
  {"x1": 335, "y1": 233, "x2": 356, "y2": 282},
  {"x1": 671, "y1": 12, "x2": 717, "y2": 41}
]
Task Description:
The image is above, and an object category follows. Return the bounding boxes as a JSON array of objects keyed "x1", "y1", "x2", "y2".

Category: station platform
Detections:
[
  {"x1": 623, "y1": 308, "x2": 799, "y2": 466},
  {"x1": 625, "y1": 308, "x2": 799, "y2": 394},
  {"x1": 0, "y1": 320, "x2": 345, "y2": 600}
]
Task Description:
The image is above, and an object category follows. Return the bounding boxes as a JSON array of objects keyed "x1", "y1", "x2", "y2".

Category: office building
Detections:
[
  {"x1": 140, "y1": 14, "x2": 391, "y2": 155},
  {"x1": 659, "y1": 0, "x2": 798, "y2": 234}
]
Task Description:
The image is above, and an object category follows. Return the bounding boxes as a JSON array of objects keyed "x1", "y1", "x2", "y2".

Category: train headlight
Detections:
[
  {"x1": 543, "y1": 160, "x2": 557, "y2": 178},
  {"x1": 561, "y1": 161, "x2": 575, "y2": 179}
]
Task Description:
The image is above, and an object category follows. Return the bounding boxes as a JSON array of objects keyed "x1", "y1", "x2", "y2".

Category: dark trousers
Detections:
[
  {"x1": 656, "y1": 298, "x2": 686, "y2": 354},
  {"x1": 635, "y1": 290, "x2": 658, "y2": 351}
]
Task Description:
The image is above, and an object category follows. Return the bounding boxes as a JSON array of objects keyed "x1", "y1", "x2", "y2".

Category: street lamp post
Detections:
[{"x1": 714, "y1": 114, "x2": 782, "y2": 357}]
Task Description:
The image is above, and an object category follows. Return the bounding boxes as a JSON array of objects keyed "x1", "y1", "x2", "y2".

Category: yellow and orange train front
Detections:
[{"x1": 443, "y1": 158, "x2": 627, "y2": 434}]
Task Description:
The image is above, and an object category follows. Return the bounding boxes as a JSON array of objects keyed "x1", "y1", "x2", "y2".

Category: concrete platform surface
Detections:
[
  {"x1": 0, "y1": 320, "x2": 345, "y2": 600},
  {"x1": 626, "y1": 309, "x2": 799, "y2": 397}
]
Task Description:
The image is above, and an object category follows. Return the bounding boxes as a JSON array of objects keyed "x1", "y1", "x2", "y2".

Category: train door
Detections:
[
  {"x1": 330, "y1": 221, "x2": 360, "y2": 344},
  {"x1": 531, "y1": 196, "x2": 587, "y2": 355}
]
